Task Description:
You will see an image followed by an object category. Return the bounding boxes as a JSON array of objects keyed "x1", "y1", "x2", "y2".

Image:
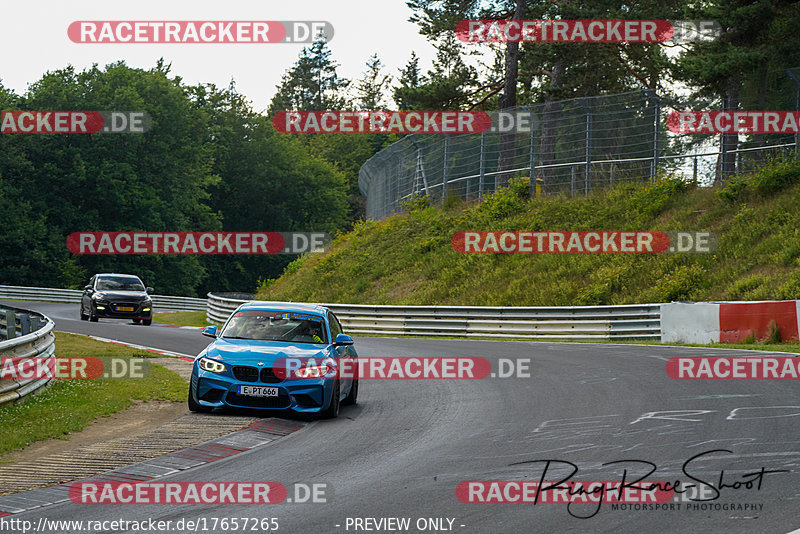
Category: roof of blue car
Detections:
[{"x1": 238, "y1": 301, "x2": 327, "y2": 314}]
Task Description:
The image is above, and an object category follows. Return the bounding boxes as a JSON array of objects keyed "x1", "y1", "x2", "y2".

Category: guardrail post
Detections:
[
  {"x1": 31, "y1": 316, "x2": 41, "y2": 332},
  {"x1": 19, "y1": 314, "x2": 30, "y2": 336},
  {"x1": 5, "y1": 310, "x2": 15, "y2": 339}
]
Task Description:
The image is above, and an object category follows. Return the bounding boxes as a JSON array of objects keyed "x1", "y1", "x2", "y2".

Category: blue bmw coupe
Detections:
[{"x1": 189, "y1": 301, "x2": 358, "y2": 418}]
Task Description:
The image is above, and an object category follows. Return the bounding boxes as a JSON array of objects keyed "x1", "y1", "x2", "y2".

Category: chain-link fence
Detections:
[{"x1": 360, "y1": 71, "x2": 800, "y2": 220}]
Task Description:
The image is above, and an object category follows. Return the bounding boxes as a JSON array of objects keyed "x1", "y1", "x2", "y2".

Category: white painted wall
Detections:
[{"x1": 660, "y1": 302, "x2": 720, "y2": 344}]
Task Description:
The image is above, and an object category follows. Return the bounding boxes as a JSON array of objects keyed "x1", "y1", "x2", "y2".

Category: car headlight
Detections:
[
  {"x1": 295, "y1": 357, "x2": 337, "y2": 378},
  {"x1": 198, "y1": 357, "x2": 226, "y2": 374},
  {"x1": 92, "y1": 293, "x2": 106, "y2": 301}
]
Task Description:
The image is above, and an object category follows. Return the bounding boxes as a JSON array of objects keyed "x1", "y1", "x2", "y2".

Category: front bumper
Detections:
[
  {"x1": 93, "y1": 302, "x2": 152, "y2": 319},
  {"x1": 190, "y1": 367, "x2": 334, "y2": 413}
]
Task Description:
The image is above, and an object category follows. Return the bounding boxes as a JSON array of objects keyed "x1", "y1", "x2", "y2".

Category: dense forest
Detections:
[{"x1": 0, "y1": 0, "x2": 797, "y2": 296}]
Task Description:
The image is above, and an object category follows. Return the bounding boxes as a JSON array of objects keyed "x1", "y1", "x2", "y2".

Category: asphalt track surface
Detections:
[{"x1": 3, "y1": 301, "x2": 800, "y2": 534}]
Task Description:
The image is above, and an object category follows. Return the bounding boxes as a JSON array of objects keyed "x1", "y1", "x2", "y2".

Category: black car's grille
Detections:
[
  {"x1": 232, "y1": 366, "x2": 259, "y2": 382},
  {"x1": 225, "y1": 392, "x2": 291, "y2": 409},
  {"x1": 260, "y1": 367, "x2": 282, "y2": 383},
  {"x1": 109, "y1": 302, "x2": 140, "y2": 313}
]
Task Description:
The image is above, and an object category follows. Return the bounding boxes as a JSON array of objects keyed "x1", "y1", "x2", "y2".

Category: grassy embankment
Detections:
[
  {"x1": 0, "y1": 332, "x2": 185, "y2": 458},
  {"x1": 259, "y1": 158, "x2": 800, "y2": 306},
  {"x1": 253, "y1": 158, "x2": 800, "y2": 351},
  {"x1": 153, "y1": 310, "x2": 212, "y2": 327}
]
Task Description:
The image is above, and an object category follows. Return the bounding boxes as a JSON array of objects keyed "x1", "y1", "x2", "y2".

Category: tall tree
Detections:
[
  {"x1": 389, "y1": 34, "x2": 479, "y2": 110},
  {"x1": 355, "y1": 53, "x2": 392, "y2": 110},
  {"x1": 675, "y1": 0, "x2": 800, "y2": 182},
  {"x1": 268, "y1": 36, "x2": 349, "y2": 114}
]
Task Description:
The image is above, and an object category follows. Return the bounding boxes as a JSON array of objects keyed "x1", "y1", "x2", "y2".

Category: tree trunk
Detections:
[
  {"x1": 717, "y1": 74, "x2": 740, "y2": 184},
  {"x1": 495, "y1": 0, "x2": 526, "y2": 189},
  {"x1": 751, "y1": 64, "x2": 769, "y2": 167},
  {"x1": 539, "y1": 57, "x2": 566, "y2": 194}
]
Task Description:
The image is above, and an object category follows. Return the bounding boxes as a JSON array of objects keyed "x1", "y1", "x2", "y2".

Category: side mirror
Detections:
[
  {"x1": 334, "y1": 333, "x2": 354, "y2": 346},
  {"x1": 201, "y1": 325, "x2": 218, "y2": 338},
  {"x1": 84, "y1": 285, "x2": 92, "y2": 291},
  {"x1": 145, "y1": 287, "x2": 154, "y2": 294}
]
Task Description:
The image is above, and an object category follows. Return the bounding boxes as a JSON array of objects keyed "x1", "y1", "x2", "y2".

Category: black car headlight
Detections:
[{"x1": 198, "y1": 357, "x2": 226, "y2": 374}]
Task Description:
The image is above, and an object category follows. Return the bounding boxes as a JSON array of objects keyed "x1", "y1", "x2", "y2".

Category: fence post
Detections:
[
  {"x1": 528, "y1": 107, "x2": 537, "y2": 198},
  {"x1": 442, "y1": 134, "x2": 450, "y2": 204},
  {"x1": 786, "y1": 69, "x2": 800, "y2": 154},
  {"x1": 478, "y1": 132, "x2": 486, "y2": 200},
  {"x1": 644, "y1": 89, "x2": 660, "y2": 178},
  {"x1": 737, "y1": 150, "x2": 742, "y2": 176},
  {"x1": 693, "y1": 155, "x2": 698, "y2": 182},
  {"x1": 571, "y1": 165, "x2": 576, "y2": 196},
  {"x1": 578, "y1": 98, "x2": 592, "y2": 195}
]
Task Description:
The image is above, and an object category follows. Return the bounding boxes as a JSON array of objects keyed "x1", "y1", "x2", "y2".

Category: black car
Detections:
[{"x1": 80, "y1": 273, "x2": 154, "y2": 325}]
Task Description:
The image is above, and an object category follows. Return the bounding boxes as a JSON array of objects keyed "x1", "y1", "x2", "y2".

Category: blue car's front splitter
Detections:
[{"x1": 191, "y1": 370, "x2": 333, "y2": 414}]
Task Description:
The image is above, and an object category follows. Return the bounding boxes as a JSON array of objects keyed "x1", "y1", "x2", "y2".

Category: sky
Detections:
[{"x1": 0, "y1": 0, "x2": 440, "y2": 113}]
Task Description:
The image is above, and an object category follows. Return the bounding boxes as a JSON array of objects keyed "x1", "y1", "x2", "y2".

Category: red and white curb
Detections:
[{"x1": 0, "y1": 419, "x2": 305, "y2": 515}]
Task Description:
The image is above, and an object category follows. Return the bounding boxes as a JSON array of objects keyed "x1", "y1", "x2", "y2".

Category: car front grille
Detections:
[
  {"x1": 232, "y1": 366, "x2": 259, "y2": 382},
  {"x1": 225, "y1": 392, "x2": 291, "y2": 409},
  {"x1": 260, "y1": 367, "x2": 282, "y2": 383},
  {"x1": 109, "y1": 302, "x2": 140, "y2": 312}
]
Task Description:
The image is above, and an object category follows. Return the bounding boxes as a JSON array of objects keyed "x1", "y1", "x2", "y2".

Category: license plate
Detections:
[
  {"x1": 116, "y1": 306, "x2": 134, "y2": 312},
  {"x1": 237, "y1": 385, "x2": 279, "y2": 397}
]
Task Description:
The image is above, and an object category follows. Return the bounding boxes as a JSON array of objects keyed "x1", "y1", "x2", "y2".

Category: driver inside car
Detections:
[{"x1": 294, "y1": 320, "x2": 323, "y2": 343}]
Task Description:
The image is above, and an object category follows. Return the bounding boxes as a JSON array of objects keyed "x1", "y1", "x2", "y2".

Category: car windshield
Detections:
[
  {"x1": 95, "y1": 276, "x2": 145, "y2": 292},
  {"x1": 221, "y1": 310, "x2": 327, "y2": 344}
]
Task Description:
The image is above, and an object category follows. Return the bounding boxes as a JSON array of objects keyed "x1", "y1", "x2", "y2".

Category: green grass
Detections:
[
  {"x1": 0, "y1": 332, "x2": 186, "y2": 458},
  {"x1": 154, "y1": 310, "x2": 214, "y2": 327},
  {"x1": 257, "y1": 157, "x2": 800, "y2": 307}
]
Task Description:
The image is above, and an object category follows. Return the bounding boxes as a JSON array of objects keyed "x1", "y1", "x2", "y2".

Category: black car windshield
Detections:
[
  {"x1": 221, "y1": 310, "x2": 327, "y2": 344},
  {"x1": 95, "y1": 276, "x2": 145, "y2": 292}
]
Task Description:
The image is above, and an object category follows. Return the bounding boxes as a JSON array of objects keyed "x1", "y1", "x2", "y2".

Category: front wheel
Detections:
[
  {"x1": 188, "y1": 386, "x2": 212, "y2": 413},
  {"x1": 142, "y1": 319, "x2": 152, "y2": 326},
  {"x1": 320, "y1": 380, "x2": 340, "y2": 419},
  {"x1": 79, "y1": 306, "x2": 88, "y2": 321},
  {"x1": 89, "y1": 307, "x2": 99, "y2": 322},
  {"x1": 342, "y1": 379, "x2": 358, "y2": 406}
]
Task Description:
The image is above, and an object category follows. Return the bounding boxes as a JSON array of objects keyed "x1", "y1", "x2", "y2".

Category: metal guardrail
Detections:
[
  {"x1": 207, "y1": 293, "x2": 661, "y2": 340},
  {"x1": 0, "y1": 304, "x2": 56, "y2": 406},
  {"x1": 0, "y1": 285, "x2": 207, "y2": 312}
]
